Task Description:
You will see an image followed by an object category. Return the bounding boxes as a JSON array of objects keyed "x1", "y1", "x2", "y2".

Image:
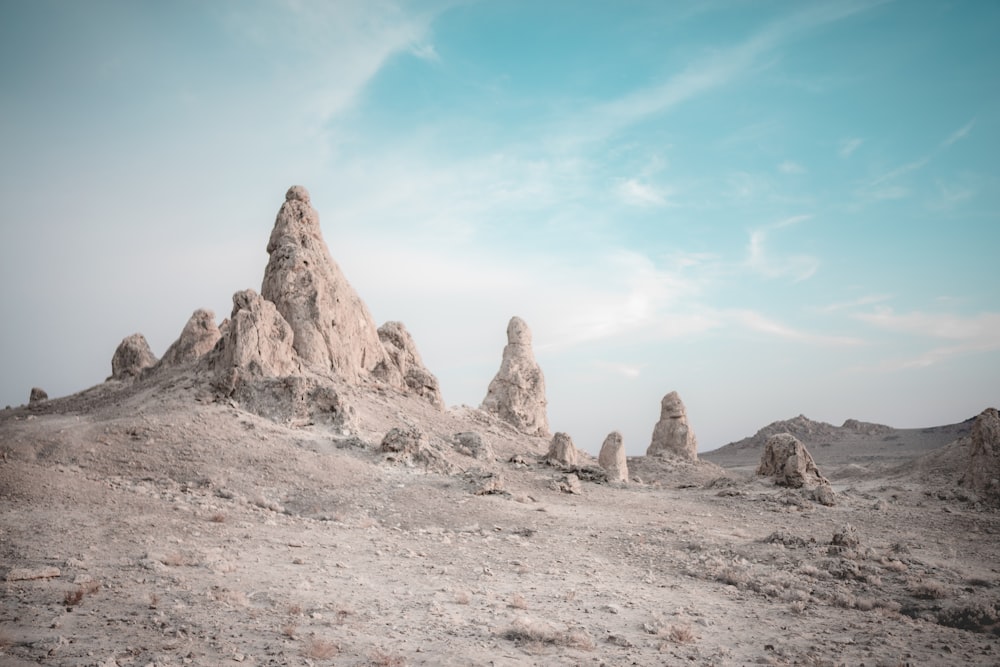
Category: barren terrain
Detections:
[{"x1": 2, "y1": 369, "x2": 998, "y2": 666}]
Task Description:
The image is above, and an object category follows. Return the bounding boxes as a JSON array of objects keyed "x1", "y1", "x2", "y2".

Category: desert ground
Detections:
[{"x1": 1, "y1": 368, "x2": 998, "y2": 667}]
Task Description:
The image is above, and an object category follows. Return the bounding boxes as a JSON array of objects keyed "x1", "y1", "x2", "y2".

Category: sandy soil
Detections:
[{"x1": 1, "y1": 370, "x2": 998, "y2": 666}]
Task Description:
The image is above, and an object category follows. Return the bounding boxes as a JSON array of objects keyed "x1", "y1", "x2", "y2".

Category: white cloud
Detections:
[
  {"x1": 778, "y1": 160, "x2": 806, "y2": 174},
  {"x1": 941, "y1": 118, "x2": 975, "y2": 148},
  {"x1": 727, "y1": 310, "x2": 863, "y2": 345},
  {"x1": 616, "y1": 178, "x2": 671, "y2": 207},
  {"x1": 410, "y1": 43, "x2": 440, "y2": 62},
  {"x1": 816, "y1": 294, "x2": 892, "y2": 313},
  {"x1": 854, "y1": 308, "x2": 1000, "y2": 342},
  {"x1": 839, "y1": 137, "x2": 863, "y2": 157},
  {"x1": 746, "y1": 215, "x2": 818, "y2": 281},
  {"x1": 594, "y1": 361, "x2": 643, "y2": 379}
]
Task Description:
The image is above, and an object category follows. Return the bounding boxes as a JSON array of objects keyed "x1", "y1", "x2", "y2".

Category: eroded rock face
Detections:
[
  {"x1": 481, "y1": 316, "x2": 549, "y2": 436},
  {"x1": 598, "y1": 431, "x2": 628, "y2": 483},
  {"x1": 213, "y1": 289, "x2": 298, "y2": 393},
  {"x1": 647, "y1": 391, "x2": 698, "y2": 460},
  {"x1": 159, "y1": 309, "x2": 221, "y2": 367},
  {"x1": 111, "y1": 333, "x2": 157, "y2": 380},
  {"x1": 966, "y1": 408, "x2": 1000, "y2": 502},
  {"x1": 756, "y1": 433, "x2": 829, "y2": 489},
  {"x1": 373, "y1": 321, "x2": 443, "y2": 408},
  {"x1": 261, "y1": 186, "x2": 386, "y2": 380},
  {"x1": 546, "y1": 432, "x2": 578, "y2": 467},
  {"x1": 28, "y1": 387, "x2": 48, "y2": 405}
]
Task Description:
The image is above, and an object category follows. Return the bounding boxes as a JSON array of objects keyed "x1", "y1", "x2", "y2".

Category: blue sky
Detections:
[{"x1": 1, "y1": 0, "x2": 998, "y2": 454}]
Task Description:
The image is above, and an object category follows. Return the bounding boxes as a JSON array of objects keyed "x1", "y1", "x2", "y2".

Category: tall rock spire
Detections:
[{"x1": 481, "y1": 316, "x2": 550, "y2": 436}]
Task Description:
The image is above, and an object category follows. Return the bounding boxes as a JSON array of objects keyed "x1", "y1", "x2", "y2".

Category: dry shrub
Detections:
[
  {"x1": 667, "y1": 624, "x2": 697, "y2": 644},
  {"x1": 64, "y1": 588, "x2": 84, "y2": 607},
  {"x1": 368, "y1": 649, "x2": 406, "y2": 666},
  {"x1": 287, "y1": 602, "x2": 304, "y2": 616},
  {"x1": 213, "y1": 589, "x2": 249, "y2": 607},
  {"x1": 509, "y1": 593, "x2": 529, "y2": 609},
  {"x1": 209, "y1": 512, "x2": 228, "y2": 523},
  {"x1": 789, "y1": 600, "x2": 807, "y2": 614},
  {"x1": 855, "y1": 596, "x2": 877, "y2": 611},
  {"x1": 0, "y1": 628, "x2": 13, "y2": 648},
  {"x1": 304, "y1": 637, "x2": 339, "y2": 660},
  {"x1": 880, "y1": 558, "x2": 908, "y2": 573},
  {"x1": 148, "y1": 592, "x2": 160, "y2": 609},
  {"x1": 781, "y1": 588, "x2": 810, "y2": 603},
  {"x1": 162, "y1": 552, "x2": 187, "y2": 567},
  {"x1": 281, "y1": 624, "x2": 298, "y2": 639},
  {"x1": 715, "y1": 566, "x2": 749, "y2": 587},
  {"x1": 910, "y1": 579, "x2": 949, "y2": 600},
  {"x1": 798, "y1": 563, "x2": 821, "y2": 578},
  {"x1": 454, "y1": 590, "x2": 471, "y2": 605},
  {"x1": 502, "y1": 617, "x2": 595, "y2": 651}
]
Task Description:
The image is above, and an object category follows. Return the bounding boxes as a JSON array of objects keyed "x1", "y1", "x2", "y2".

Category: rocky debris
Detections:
[
  {"x1": 28, "y1": 387, "x2": 48, "y2": 405},
  {"x1": 260, "y1": 185, "x2": 386, "y2": 381},
  {"x1": 231, "y1": 376, "x2": 354, "y2": 429},
  {"x1": 6, "y1": 566, "x2": 61, "y2": 581},
  {"x1": 110, "y1": 333, "x2": 157, "y2": 380},
  {"x1": 553, "y1": 473, "x2": 582, "y2": 494},
  {"x1": 159, "y1": 309, "x2": 221, "y2": 367},
  {"x1": 647, "y1": 391, "x2": 698, "y2": 460},
  {"x1": 452, "y1": 432, "x2": 495, "y2": 461},
  {"x1": 373, "y1": 321, "x2": 443, "y2": 408},
  {"x1": 756, "y1": 433, "x2": 833, "y2": 501},
  {"x1": 965, "y1": 408, "x2": 1000, "y2": 502},
  {"x1": 831, "y1": 524, "x2": 860, "y2": 548},
  {"x1": 598, "y1": 431, "x2": 628, "y2": 483},
  {"x1": 380, "y1": 427, "x2": 427, "y2": 455},
  {"x1": 481, "y1": 316, "x2": 550, "y2": 436},
  {"x1": 468, "y1": 470, "x2": 506, "y2": 496},
  {"x1": 546, "y1": 432, "x2": 578, "y2": 467},
  {"x1": 212, "y1": 289, "x2": 298, "y2": 394}
]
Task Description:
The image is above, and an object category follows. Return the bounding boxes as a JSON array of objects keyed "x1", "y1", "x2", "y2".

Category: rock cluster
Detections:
[
  {"x1": 756, "y1": 433, "x2": 834, "y2": 504},
  {"x1": 213, "y1": 289, "x2": 298, "y2": 393},
  {"x1": 159, "y1": 309, "x2": 221, "y2": 367},
  {"x1": 966, "y1": 408, "x2": 1000, "y2": 502},
  {"x1": 598, "y1": 431, "x2": 628, "y2": 483},
  {"x1": 647, "y1": 391, "x2": 697, "y2": 460},
  {"x1": 111, "y1": 333, "x2": 157, "y2": 380},
  {"x1": 481, "y1": 317, "x2": 549, "y2": 436},
  {"x1": 546, "y1": 432, "x2": 578, "y2": 467}
]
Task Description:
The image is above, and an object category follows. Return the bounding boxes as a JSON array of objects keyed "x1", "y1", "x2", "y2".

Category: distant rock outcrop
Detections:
[
  {"x1": 481, "y1": 317, "x2": 549, "y2": 436},
  {"x1": 966, "y1": 408, "x2": 1000, "y2": 502},
  {"x1": 28, "y1": 387, "x2": 48, "y2": 405},
  {"x1": 842, "y1": 419, "x2": 893, "y2": 436},
  {"x1": 546, "y1": 432, "x2": 579, "y2": 467},
  {"x1": 598, "y1": 431, "x2": 628, "y2": 483},
  {"x1": 373, "y1": 321, "x2": 443, "y2": 408},
  {"x1": 261, "y1": 185, "x2": 387, "y2": 381},
  {"x1": 159, "y1": 309, "x2": 221, "y2": 367},
  {"x1": 212, "y1": 289, "x2": 298, "y2": 393},
  {"x1": 757, "y1": 433, "x2": 833, "y2": 504},
  {"x1": 111, "y1": 333, "x2": 157, "y2": 380},
  {"x1": 647, "y1": 391, "x2": 697, "y2": 460}
]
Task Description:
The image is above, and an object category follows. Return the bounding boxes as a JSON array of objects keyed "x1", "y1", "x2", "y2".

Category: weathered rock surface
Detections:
[
  {"x1": 159, "y1": 309, "x2": 221, "y2": 367},
  {"x1": 481, "y1": 316, "x2": 549, "y2": 436},
  {"x1": 380, "y1": 427, "x2": 427, "y2": 455},
  {"x1": 756, "y1": 433, "x2": 830, "y2": 490},
  {"x1": 111, "y1": 333, "x2": 157, "y2": 380},
  {"x1": 28, "y1": 387, "x2": 48, "y2": 405},
  {"x1": 966, "y1": 407, "x2": 1000, "y2": 502},
  {"x1": 546, "y1": 432, "x2": 578, "y2": 467},
  {"x1": 452, "y1": 432, "x2": 495, "y2": 461},
  {"x1": 212, "y1": 289, "x2": 298, "y2": 393},
  {"x1": 647, "y1": 391, "x2": 697, "y2": 460},
  {"x1": 373, "y1": 321, "x2": 443, "y2": 408},
  {"x1": 598, "y1": 431, "x2": 628, "y2": 483},
  {"x1": 261, "y1": 186, "x2": 387, "y2": 381}
]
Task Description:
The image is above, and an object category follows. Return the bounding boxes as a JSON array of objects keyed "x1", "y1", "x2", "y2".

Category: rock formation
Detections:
[
  {"x1": 481, "y1": 316, "x2": 549, "y2": 436},
  {"x1": 111, "y1": 333, "x2": 157, "y2": 380},
  {"x1": 598, "y1": 431, "x2": 628, "y2": 483},
  {"x1": 212, "y1": 289, "x2": 298, "y2": 393},
  {"x1": 28, "y1": 387, "x2": 47, "y2": 405},
  {"x1": 647, "y1": 391, "x2": 697, "y2": 460},
  {"x1": 966, "y1": 408, "x2": 1000, "y2": 502},
  {"x1": 260, "y1": 185, "x2": 387, "y2": 381},
  {"x1": 159, "y1": 309, "x2": 221, "y2": 367},
  {"x1": 756, "y1": 433, "x2": 831, "y2": 494},
  {"x1": 373, "y1": 321, "x2": 443, "y2": 408},
  {"x1": 546, "y1": 432, "x2": 578, "y2": 467}
]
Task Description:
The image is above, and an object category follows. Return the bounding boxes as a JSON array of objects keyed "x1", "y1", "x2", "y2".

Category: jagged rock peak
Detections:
[
  {"x1": 966, "y1": 408, "x2": 1000, "y2": 503},
  {"x1": 261, "y1": 185, "x2": 387, "y2": 381},
  {"x1": 212, "y1": 289, "x2": 298, "y2": 394},
  {"x1": 110, "y1": 333, "x2": 157, "y2": 381},
  {"x1": 159, "y1": 309, "x2": 221, "y2": 368},
  {"x1": 373, "y1": 321, "x2": 443, "y2": 409},
  {"x1": 647, "y1": 391, "x2": 698, "y2": 460},
  {"x1": 598, "y1": 431, "x2": 628, "y2": 483},
  {"x1": 481, "y1": 316, "x2": 549, "y2": 436}
]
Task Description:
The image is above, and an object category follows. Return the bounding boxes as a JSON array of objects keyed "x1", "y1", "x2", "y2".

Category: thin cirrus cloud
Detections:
[
  {"x1": 941, "y1": 118, "x2": 975, "y2": 148},
  {"x1": 746, "y1": 215, "x2": 819, "y2": 281},
  {"x1": 839, "y1": 137, "x2": 863, "y2": 157},
  {"x1": 616, "y1": 178, "x2": 672, "y2": 207}
]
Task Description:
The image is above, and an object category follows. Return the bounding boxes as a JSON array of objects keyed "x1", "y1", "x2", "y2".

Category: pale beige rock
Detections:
[
  {"x1": 647, "y1": 391, "x2": 697, "y2": 460},
  {"x1": 481, "y1": 316, "x2": 549, "y2": 436},
  {"x1": 756, "y1": 433, "x2": 830, "y2": 490},
  {"x1": 110, "y1": 333, "x2": 157, "y2": 380},
  {"x1": 373, "y1": 321, "x2": 443, "y2": 408},
  {"x1": 966, "y1": 407, "x2": 1000, "y2": 502},
  {"x1": 28, "y1": 387, "x2": 48, "y2": 405},
  {"x1": 213, "y1": 289, "x2": 298, "y2": 393},
  {"x1": 598, "y1": 431, "x2": 628, "y2": 483},
  {"x1": 159, "y1": 309, "x2": 221, "y2": 367},
  {"x1": 6, "y1": 566, "x2": 60, "y2": 581},
  {"x1": 546, "y1": 432, "x2": 578, "y2": 467},
  {"x1": 261, "y1": 186, "x2": 387, "y2": 381}
]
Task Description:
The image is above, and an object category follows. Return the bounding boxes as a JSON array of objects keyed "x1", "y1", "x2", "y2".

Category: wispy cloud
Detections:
[
  {"x1": 594, "y1": 361, "x2": 643, "y2": 379},
  {"x1": 410, "y1": 42, "x2": 440, "y2": 62},
  {"x1": 839, "y1": 137, "x2": 863, "y2": 157},
  {"x1": 941, "y1": 118, "x2": 975, "y2": 148},
  {"x1": 616, "y1": 178, "x2": 672, "y2": 207},
  {"x1": 816, "y1": 293, "x2": 892, "y2": 313},
  {"x1": 728, "y1": 309, "x2": 863, "y2": 345},
  {"x1": 778, "y1": 160, "x2": 806, "y2": 174},
  {"x1": 856, "y1": 157, "x2": 930, "y2": 202},
  {"x1": 746, "y1": 215, "x2": 818, "y2": 281}
]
